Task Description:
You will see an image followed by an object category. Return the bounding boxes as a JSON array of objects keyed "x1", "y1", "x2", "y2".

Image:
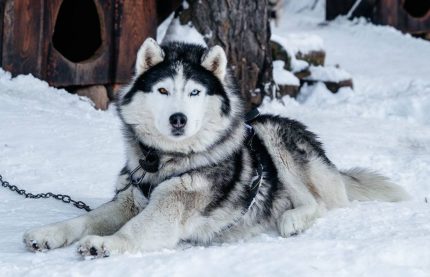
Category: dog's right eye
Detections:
[{"x1": 158, "y1": 88, "x2": 169, "y2": 95}]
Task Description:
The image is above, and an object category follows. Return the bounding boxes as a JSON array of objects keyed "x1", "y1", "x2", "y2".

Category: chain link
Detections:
[{"x1": 0, "y1": 174, "x2": 91, "y2": 212}]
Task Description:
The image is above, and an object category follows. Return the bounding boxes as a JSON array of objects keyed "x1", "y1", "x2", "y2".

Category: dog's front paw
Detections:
[
  {"x1": 77, "y1": 235, "x2": 128, "y2": 259},
  {"x1": 277, "y1": 210, "x2": 314, "y2": 237},
  {"x1": 23, "y1": 224, "x2": 71, "y2": 252}
]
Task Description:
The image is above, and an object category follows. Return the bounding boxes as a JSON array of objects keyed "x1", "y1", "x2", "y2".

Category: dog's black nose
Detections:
[{"x1": 169, "y1": 113, "x2": 187, "y2": 129}]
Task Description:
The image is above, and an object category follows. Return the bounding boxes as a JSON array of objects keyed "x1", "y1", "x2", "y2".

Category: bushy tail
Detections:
[{"x1": 341, "y1": 168, "x2": 410, "y2": 202}]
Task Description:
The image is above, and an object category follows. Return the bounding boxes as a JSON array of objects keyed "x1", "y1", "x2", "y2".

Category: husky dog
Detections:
[{"x1": 23, "y1": 38, "x2": 409, "y2": 258}]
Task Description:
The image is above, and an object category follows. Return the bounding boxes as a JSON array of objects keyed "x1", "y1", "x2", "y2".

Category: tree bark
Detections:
[{"x1": 176, "y1": 0, "x2": 274, "y2": 110}]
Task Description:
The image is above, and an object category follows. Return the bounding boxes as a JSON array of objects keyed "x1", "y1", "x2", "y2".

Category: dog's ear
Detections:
[
  {"x1": 135, "y1": 38, "x2": 164, "y2": 75},
  {"x1": 201, "y1": 45, "x2": 227, "y2": 81}
]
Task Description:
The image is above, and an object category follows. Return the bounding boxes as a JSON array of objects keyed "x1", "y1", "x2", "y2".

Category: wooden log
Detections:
[
  {"x1": 303, "y1": 79, "x2": 353, "y2": 93},
  {"x1": 296, "y1": 50, "x2": 325, "y2": 67},
  {"x1": 271, "y1": 40, "x2": 291, "y2": 70},
  {"x1": 294, "y1": 69, "x2": 311, "y2": 80},
  {"x1": 277, "y1": 84, "x2": 299, "y2": 98},
  {"x1": 75, "y1": 85, "x2": 110, "y2": 110},
  {"x1": 106, "y1": 83, "x2": 124, "y2": 101},
  {"x1": 302, "y1": 65, "x2": 353, "y2": 93},
  {"x1": 176, "y1": 0, "x2": 274, "y2": 110}
]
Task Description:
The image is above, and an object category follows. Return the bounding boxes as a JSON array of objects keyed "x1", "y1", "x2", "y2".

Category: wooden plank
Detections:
[
  {"x1": 2, "y1": 0, "x2": 45, "y2": 77},
  {"x1": 402, "y1": 2, "x2": 430, "y2": 34},
  {"x1": 0, "y1": 0, "x2": 6, "y2": 65},
  {"x1": 376, "y1": 0, "x2": 399, "y2": 26},
  {"x1": 45, "y1": 0, "x2": 114, "y2": 86},
  {"x1": 378, "y1": 0, "x2": 430, "y2": 34},
  {"x1": 114, "y1": 0, "x2": 157, "y2": 83}
]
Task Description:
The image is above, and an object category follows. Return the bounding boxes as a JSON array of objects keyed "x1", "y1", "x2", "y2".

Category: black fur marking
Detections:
[
  {"x1": 255, "y1": 115, "x2": 333, "y2": 166},
  {"x1": 121, "y1": 65, "x2": 176, "y2": 105},
  {"x1": 248, "y1": 135, "x2": 280, "y2": 218},
  {"x1": 203, "y1": 150, "x2": 244, "y2": 215},
  {"x1": 120, "y1": 166, "x2": 129, "y2": 176},
  {"x1": 181, "y1": 62, "x2": 230, "y2": 115},
  {"x1": 120, "y1": 42, "x2": 231, "y2": 115},
  {"x1": 137, "y1": 182, "x2": 153, "y2": 199}
]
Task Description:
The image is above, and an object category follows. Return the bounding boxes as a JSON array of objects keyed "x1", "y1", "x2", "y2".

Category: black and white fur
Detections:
[{"x1": 23, "y1": 38, "x2": 409, "y2": 258}]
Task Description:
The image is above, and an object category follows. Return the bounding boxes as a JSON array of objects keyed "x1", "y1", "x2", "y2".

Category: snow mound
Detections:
[
  {"x1": 280, "y1": 33, "x2": 324, "y2": 55},
  {"x1": 162, "y1": 17, "x2": 207, "y2": 46},
  {"x1": 306, "y1": 65, "x2": 352, "y2": 82},
  {"x1": 273, "y1": 60, "x2": 300, "y2": 86}
]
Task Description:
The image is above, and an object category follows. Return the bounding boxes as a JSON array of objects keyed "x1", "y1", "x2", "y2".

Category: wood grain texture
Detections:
[
  {"x1": 1, "y1": 0, "x2": 159, "y2": 86},
  {"x1": 114, "y1": 0, "x2": 157, "y2": 83},
  {"x1": 0, "y1": 0, "x2": 6, "y2": 65},
  {"x1": 326, "y1": 0, "x2": 430, "y2": 34},
  {"x1": 177, "y1": 0, "x2": 274, "y2": 110},
  {"x1": 377, "y1": 0, "x2": 430, "y2": 34},
  {"x1": 2, "y1": 0, "x2": 44, "y2": 77}
]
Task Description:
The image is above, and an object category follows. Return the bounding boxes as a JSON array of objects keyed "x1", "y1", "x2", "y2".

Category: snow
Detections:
[
  {"x1": 1, "y1": 1, "x2": 430, "y2": 276},
  {"x1": 272, "y1": 60, "x2": 300, "y2": 86},
  {"x1": 156, "y1": 13, "x2": 174, "y2": 44},
  {"x1": 271, "y1": 34, "x2": 309, "y2": 72},
  {"x1": 274, "y1": 33, "x2": 324, "y2": 55},
  {"x1": 306, "y1": 65, "x2": 352, "y2": 82},
  {"x1": 162, "y1": 17, "x2": 207, "y2": 46}
]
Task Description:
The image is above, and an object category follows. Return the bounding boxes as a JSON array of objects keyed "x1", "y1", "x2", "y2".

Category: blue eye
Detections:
[{"x1": 190, "y1": 89, "x2": 200, "y2": 97}]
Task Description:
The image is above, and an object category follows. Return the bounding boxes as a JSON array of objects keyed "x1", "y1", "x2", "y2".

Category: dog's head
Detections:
[{"x1": 118, "y1": 38, "x2": 244, "y2": 154}]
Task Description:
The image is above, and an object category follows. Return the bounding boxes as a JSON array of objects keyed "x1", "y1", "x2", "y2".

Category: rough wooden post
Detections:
[{"x1": 175, "y1": 0, "x2": 274, "y2": 110}]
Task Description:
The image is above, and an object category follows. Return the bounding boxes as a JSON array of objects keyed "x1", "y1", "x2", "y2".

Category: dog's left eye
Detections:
[
  {"x1": 158, "y1": 88, "x2": 169, "y2": 95},
  {"x1": 190, "y1": 89, "x2": 201, "y2": 97}
]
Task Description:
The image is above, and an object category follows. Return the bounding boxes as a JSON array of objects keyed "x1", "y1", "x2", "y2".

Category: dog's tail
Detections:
[{"x1": 341, "y1": 168, "x2": 410, "y2": 202}]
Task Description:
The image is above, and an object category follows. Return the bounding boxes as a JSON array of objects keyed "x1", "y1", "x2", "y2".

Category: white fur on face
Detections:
[
  {"x1": 151, "y1": 67, "x2": 209, "y2": 140},
  {"x1": 120, "y1": 65, "x2": 234, "y2": 153}
]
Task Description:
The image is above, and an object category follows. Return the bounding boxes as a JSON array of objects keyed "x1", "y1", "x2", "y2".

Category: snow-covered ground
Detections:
[{"x1": 1, "y1": 2, "x2": 430, "y2": 276}]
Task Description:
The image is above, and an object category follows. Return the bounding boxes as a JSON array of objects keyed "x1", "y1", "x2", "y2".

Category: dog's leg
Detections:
[
  {"x1": 77, "y1": 175, "x2": 198, "y2": 258},
  {"x1": 275, "y1": 163, "x2": 326, "y2": 237},
  {"x1": 253, "y1": 123, "x2": 325, "y2": 237},
  {"x1": 277, "y1": 202, "x2": 325, "y2": 237},
  {"x1": 277, "y1": 157, "x2": 351, "y2": 237},
  {"x1": 23, "y1": 173, "x2": 137, "y2": 252}
]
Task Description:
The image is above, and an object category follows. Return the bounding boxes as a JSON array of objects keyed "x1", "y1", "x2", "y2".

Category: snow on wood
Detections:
[
  {"x1": 273, "y1": 60, "x2": 300, "y2": 86},
  {"x1": 305, "y1": 65, "x2": 352, "y2": 82},
  {"x1": 163, "y1": 18, "x2": 207, "y2": 46}
]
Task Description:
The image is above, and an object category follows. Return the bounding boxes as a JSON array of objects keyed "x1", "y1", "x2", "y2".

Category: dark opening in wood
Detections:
[
  {"x1": 403, "y1": 0, "x2": 430, "y2": 18},
  {"x1": 52, "y1": 0, "x2": 102, "y2": 63}
]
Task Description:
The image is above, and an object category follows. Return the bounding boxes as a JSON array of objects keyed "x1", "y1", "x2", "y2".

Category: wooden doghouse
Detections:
[
  {"x1": 0, "y1": 0, "x2": 159, "y2": 90},
  {"x1": 326, "y1": 0, "x2": 430, "y2": 36}
]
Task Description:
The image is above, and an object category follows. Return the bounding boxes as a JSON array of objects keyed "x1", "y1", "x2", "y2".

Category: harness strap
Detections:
[{"x1": 244, "y1": 108, "x2": 263, "y2": 207}]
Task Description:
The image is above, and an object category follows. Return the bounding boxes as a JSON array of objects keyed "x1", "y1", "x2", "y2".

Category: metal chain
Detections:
[{"x1": 0, "y1": 174, "x2": 91, "y2": 212}]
